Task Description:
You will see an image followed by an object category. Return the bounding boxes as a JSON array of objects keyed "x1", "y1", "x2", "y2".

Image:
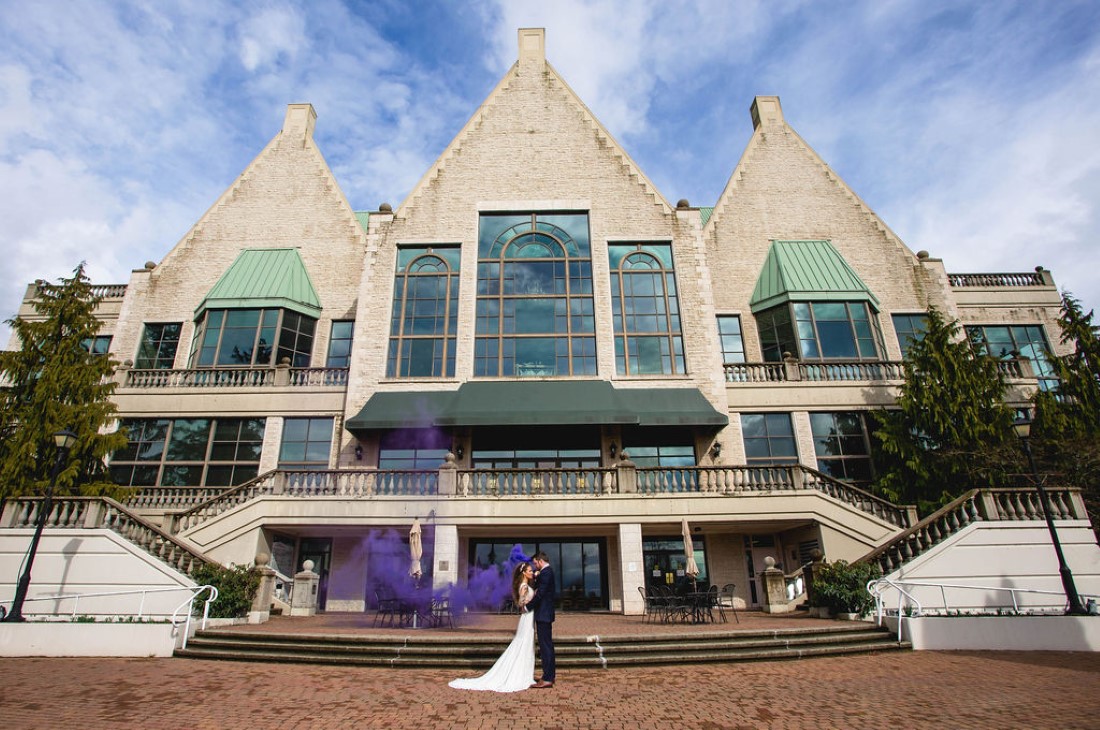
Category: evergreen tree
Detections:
[
  {"x1": 870, "y1": 306, "x2": 1014, "y2": 513},
  {"x1": 1032, "y1": 293, "x2": 1100, "y2": 539},
  {"x1": 0, "y1": 264, "x2": 129, "y2": 499}
]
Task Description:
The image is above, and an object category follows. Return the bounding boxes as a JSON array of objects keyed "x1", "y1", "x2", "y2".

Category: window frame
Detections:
[
  {"x1": 756, "y1": 301, "x2": 883, "y2": 362},
  {"x1": 610, "y1": 242, "x2": 686, "y2": 376},
  {"x1": 740, "y1": 412, "x2": 798, "y2": 465},
  {"x1": 386, "y1": 246, "x2": 460, "y2": 378},
  {"x1": 809, "y1": 411, "x2": 874, "y2": 486},
  {"x1": 110, "y1": 417, "x2": 266, "y2": 488},
  {"x1": 135, "y1": 322, "x2": 182, "y2": 369},
  {"x1": 188, "y1": 308, "x2": 316, "y2": 369}
]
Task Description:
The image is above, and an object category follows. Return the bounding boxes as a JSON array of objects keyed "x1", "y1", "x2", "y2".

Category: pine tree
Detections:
[
  {"x1": 1032, "y1": 292, "x2": 1100, "y2": 539},
  {"x1": 0, "y1": 264, "x2": 129, "y2": 499},
  {"x1": 870, "y1": 306, "x2": 1014, "y2": 512}
]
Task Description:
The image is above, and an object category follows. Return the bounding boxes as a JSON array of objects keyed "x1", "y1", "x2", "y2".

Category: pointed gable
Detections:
[{"x1": 196, "y1": 248, "x2": 321, "y2": 318}]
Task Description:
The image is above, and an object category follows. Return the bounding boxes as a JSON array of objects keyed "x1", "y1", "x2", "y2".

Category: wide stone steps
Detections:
[{"x1": 176, "y1": 624, "x2": 909, "y2": 668}]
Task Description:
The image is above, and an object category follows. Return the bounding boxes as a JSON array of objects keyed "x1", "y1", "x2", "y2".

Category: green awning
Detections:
[
  {"x1": 436, "y1": 381, "x2": 635, "y2": 426},
  {"x1": 616, "y1": 388, "x2": 729, "y2": 426},
  {"x1": 196, "y1": 248, "x2": 322, "y2": 318},
  {"x1": 346, "y1": 382, "x2": 727, "y2": 431},
  {"x1": 749, "y1": 240, "x2": 879, "y2": 313},
  {"x1": 345, "y1": 391, "x2": 456, "y2": 430}
]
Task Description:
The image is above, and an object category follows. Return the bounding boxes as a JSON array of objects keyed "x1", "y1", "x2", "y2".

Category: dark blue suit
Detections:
[{"x1": 532, "y1": 564, "x2": 556, "y2": 682}]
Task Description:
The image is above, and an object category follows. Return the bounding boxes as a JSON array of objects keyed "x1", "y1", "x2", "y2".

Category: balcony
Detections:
[
  {"x1": 119, "y1": 365, "x2": 349, "y2": 389},
  {"x1": 723, "y1": 358, "x2": 1031, "y2": 384}
]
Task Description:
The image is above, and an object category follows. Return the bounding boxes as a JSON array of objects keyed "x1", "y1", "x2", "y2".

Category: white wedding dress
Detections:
[{"x1": 449, "y1": 584, "x2": 535, "y2": 693}]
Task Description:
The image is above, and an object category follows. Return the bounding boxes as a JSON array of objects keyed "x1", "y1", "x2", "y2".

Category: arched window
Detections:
[
  {"x1": 475, "y1": 213, "x2": 596, "y2": 377},
  {"x1": 386, "y1": 246, "x2": 460, "y2": 378},
  {"x1": 609, "y1": 243, "x2": 685, "y2": 375}
]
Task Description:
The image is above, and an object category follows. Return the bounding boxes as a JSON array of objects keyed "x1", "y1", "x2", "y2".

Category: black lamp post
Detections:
[
  {"x1": 1012, "y1": 416, "x2": 1087, "y2": 616},
  {"x1": 4, "y1": 429, "x2": 77, "y2": 622}
]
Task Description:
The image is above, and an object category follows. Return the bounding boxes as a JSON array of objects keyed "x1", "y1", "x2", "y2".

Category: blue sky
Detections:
[{"x1": 2, "y1": 0, "x2": 1098, "y2": 346}]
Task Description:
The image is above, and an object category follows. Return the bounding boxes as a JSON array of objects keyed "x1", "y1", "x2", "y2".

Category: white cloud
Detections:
[{"x1": 238, "y1": 5, "x2": 307, "y2": 72}]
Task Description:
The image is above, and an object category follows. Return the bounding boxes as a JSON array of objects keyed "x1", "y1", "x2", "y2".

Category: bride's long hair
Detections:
[{"x1": 511, "y1": 562, "x2": 530, "y2": 603}]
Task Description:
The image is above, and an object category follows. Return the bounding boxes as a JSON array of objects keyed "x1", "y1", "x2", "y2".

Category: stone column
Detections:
[
  {"x1": 433, "y1": 523, "x2": 459, "y2": 594},
  {"x1": 438, "y1": 453, "x2": 457, "y2": 496},
  {"x1": 249, "y1": 552, "x2": 277, "y2": 624},
  {"x1": 761, "y1": 556, "x2": 792, "y2": 614},
  {"x1": 615, "y1": 455, "x2": 637, "y2": 494},
  {"x1": 290, "y1": 559, "x2": 320, "y2": 617},
  {"x1": 618, "y1": 523, "x2": 645, "y2": 615}
]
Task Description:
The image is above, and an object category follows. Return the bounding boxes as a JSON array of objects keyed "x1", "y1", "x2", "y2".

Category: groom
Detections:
[{"x1": 530, "y1": 551, "x2": 556, "y2": 688}]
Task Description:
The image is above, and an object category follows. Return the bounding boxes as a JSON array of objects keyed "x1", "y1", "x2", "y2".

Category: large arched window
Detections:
[
  {"x1": 386, "y1": 246, "x2": 460, "y2": 378},
  {"x1": 609, "y1": 243, "x2": 685, "y2": 375},
  {"x1": 475, "y1": 213, "x2": 595, "y2": 377}
]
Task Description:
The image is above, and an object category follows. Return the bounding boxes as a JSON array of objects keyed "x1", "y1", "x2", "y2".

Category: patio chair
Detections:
[
  {"x1": 719, "y1": 583, "x2": 739, "y2": 624},
  {"x1": 638, "y1": 585, "x2": 659, "y2": 623},
  {"x1": 373, "y1": 588, "x2": 399, "y2": 628},
  {"x1": 430, "y1": 595, "x2": 455, "y2": 629},
  {"x1": 657, "y1": 585, "x2": 689, "y2": 624},
  {"x1": 703, "y1": 584, "x2": 720, "y2": 623}
]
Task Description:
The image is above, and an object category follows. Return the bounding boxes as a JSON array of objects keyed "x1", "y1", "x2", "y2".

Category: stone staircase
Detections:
[{"x1": 176, "y1": 623, "x2": 909, "y2": 668}]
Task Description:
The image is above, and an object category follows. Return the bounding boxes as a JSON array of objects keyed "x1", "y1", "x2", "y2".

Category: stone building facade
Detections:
[{"x1": 7, "y1": 29, "x2": 1065, "y2": 614}]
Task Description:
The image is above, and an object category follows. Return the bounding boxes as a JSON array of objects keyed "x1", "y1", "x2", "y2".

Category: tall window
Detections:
[
  {"x1": 810, "y1": 412, "x2": 872, "y2": 486},
  {"x1": 610, "y1": 243, "x2": 685, "y2": 375},
  {"x1": 741, "y1": 413, "x2": 797, "y2": 465},
  {"x1": 966, "y1": 324, "x2": 1057, "y2": 391},
  {"x1": 135, "y1": 323, "x2": 181, "y2": 369},
  {"x1": 80, "y1": 336, "x2": 112, "y2": 355},
  {"x1": 387, "y1": 246, "x2": 460, "y2": 378},
  {"x1": 717, "y1": 315, "x2": 746, "y2": 363},
  {"x1": 279, "y1": 417, "x2": 334, "y2": 469},
  {"x1": 110, "y1": 417, "x2": 265, "y2": 487},
  {"x1": 892, "y1": 313, "x2": 928, "y2": 358},
  {"x1": 475, "y1": 213, "x2": 595, "y2": 377},
  {"x1": 326, "y1": 321, "x2": 354, "y2": 368},
  {"x1": 756, "y1": 302, "x2": 882, "y2": 361},
  {"x1": 189, "y1": 309, "x2": 316, "y2": 368}
]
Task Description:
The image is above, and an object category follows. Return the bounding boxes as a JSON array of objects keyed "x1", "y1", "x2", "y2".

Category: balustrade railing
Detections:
[
  {"x1": 723, "y1": 362, "x2": 785, "y2": 383},
  {"x1": 458, "y1": 468, "x2": 613, "y2": 496},
  {"x1": 857, "y1": 486, "x2": 1085, "y2": 576},
  {"x1": 123, "y1": 367, "x2": 349, "y2": 388},
  {"x1": 2, "y1": 496, "x2": 214, "y2": 578},
  {"x1": 127, "y1": 487, "x2": 227, "y2": 510},
  {"x1": 725, "y1": 357, "x2": 1035, "y2": 384},
  {"x1": 799, "y1": 361, "x2": 905, "y2": 381},
  {"x1": 947, "y1": 271, "x2": 1045, "y2": 288}
]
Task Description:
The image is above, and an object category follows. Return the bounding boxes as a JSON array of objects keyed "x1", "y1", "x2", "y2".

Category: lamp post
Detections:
[
  {"x1": 4, "y1": 429, "x2": 77, "y2": 622},
  {"x1": 1012, "y1": 416, "x2": 1087, "y2": 616}
]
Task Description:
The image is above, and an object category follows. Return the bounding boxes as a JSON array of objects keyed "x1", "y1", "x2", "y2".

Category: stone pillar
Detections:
[
  {"x1": 249, "y1": 552, "x2": 277, "y2": 624},
  {"x1": 782, "y1": 352, "x2": 801, "y2": 381},
  {"x1": 615, "y1": 455, "x2": 637, "y2": 494},
  {"x1": 803, "y1": 549, "x2": 825, "y2": 610},
  {"x1": 619, "y1": 523, "x2": 645, "y2": 615},
  {"x1": 433, "y1": 523, "x2": 459, "y2": 593},
  {"x1": 274, "y1": 357, "x2": 291, "y2": 386},
  {"x1": 761, "y1": 556, "x2": 792, "y2": 614},
  {"x1": 290, "y1": 559, "x2": 320, "y2": 617},
  {"x1": 438, "y1": 453, "x2": 457, "y2": 496}
]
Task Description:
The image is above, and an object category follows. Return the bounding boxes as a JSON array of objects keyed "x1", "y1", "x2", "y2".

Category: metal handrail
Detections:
[{"x1": 0, "y1": 584, "x2": 219, "y2": 649}]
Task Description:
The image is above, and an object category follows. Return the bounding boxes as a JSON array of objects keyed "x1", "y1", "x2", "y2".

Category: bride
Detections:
[{"x1": 449, "y1": 562, "x2": 536, "y2": 692}]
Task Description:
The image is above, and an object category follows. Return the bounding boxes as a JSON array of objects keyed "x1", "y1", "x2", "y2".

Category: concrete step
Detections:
[{"x1": 176, "y1": 624, "x2": 910, "y2": 668}]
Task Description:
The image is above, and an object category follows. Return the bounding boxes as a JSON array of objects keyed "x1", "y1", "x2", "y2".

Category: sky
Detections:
[{"x1": 1, "y1": 0, "x2": 1098, "y2": 346}]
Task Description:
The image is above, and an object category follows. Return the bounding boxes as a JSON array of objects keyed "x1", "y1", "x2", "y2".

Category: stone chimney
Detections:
[
  {"x1": 518, "y1": 27, "x2": 546, "y2": 63},
  {"x1": 750, "y1": 96, "x2": 784, "y2": 131},
  {"x1": 281, "y1": 103, "x2": 317, "y2": 147}
]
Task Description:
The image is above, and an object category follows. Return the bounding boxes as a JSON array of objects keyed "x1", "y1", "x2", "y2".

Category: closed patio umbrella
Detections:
[
  {"x1": 681, "y1": 518, "x2": 699, "y2": 585},
  {"x1": 409, "y1": 518, "x2": 423, "y2": 579}
]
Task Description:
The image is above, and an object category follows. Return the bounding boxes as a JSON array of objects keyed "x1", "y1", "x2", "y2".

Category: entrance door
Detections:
[
  {"x1": 298, "y1": 537, "x2": 332, "y2": 610},
  {"x1": 745, "y1": 535, "x2": 780, "y2": 607}
]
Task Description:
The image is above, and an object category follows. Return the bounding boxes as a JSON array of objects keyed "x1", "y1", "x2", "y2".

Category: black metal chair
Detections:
[
  {"x1": 373, "y1": 588, "x2": 399, "y2": 627},
  {"x1": 719, "y1": 583, "x2": 739, "y2": 624},
  {"x1": 638, "y1": 585, "x2": 660, "y2": 623},
  {"x1": 430, "y1": 595, "x2": 455, "y2": 629}
]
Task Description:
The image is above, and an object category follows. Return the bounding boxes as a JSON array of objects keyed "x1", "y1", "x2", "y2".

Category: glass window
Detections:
[
  {"x1": 892, "y1": 314, "x2": 928, "y2": 358},
  {"x1": 188, "y1": 308, "x2": 314, "y2": 368},
  {"x1": 476, "y1": 213, "x2": 595, "y2": 377},
  {"x1": 110, "y1": 417, "x2": 265, "y2": 488},
  {"x1": 755, "y1": 302, "x2": 882, "y2": 362},
  {"x1": 966, "y1": 324, "x2": 1057, "y2": 391},
  {"x1": 135, "y1": 323, "x2": 182, "y2": 369},
  {"x1": 610, "y1": 243, "x2": 685, "y2": 375},
  {"x1": 740, "y1": 413, "x2": 797, "y2": 465},
  {"x1": 387, "y1": 246, "x2": 459, "y2": 378},
  {"x1": 279, "y1": 417, "x2": 334, "y2": 469},
  {"x1": 80, "y1": 335, "x2": 112, "y2": 356},
  {"x1": 643, "y1": 536, "x2": 708, "y2": 593},
  {"x1": 717, "y1": 315, "x2": 745, "y2": 363},
  {"x1": 379, "y1": 429, "x2": 451, "y2": 469},
  {"x1": 326, "y1": 321, "x2": 354, "y2": 368},
  {"x1": 810, "y1": 412, "x2": 873, "y2": 486}
]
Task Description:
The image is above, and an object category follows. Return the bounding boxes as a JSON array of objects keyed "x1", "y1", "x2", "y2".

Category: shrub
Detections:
[
  {"x1": 812, "y1": 560, "x2": 880, "y2": 618},
  {"x1": 191, "y1": 562, "x2": 262, "y2": 618}
]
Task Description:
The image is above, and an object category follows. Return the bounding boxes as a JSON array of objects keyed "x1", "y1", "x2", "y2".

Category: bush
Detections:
[
  {"x1": 812, "y1": 560, "x2": 880, "y2": 618},
  {"x1": 191, "y1": 562, "x2": 262, "y2": 618}
]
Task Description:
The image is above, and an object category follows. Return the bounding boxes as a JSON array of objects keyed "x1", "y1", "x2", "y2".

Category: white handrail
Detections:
[
  {"x1": 2, "y1": 584, "x2": 219, "y2": 649},
  {"x1": 867, "y1": 577, "x2": 1100, "y2": 641}
]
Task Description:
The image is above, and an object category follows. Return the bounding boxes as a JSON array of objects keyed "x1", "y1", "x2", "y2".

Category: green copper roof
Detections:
[
  {"x1": 749, "y1": 240, "x2": 879, "y2": 313},
  {"x1": 196, "y1": 248, "x2": 321, "y2": 318},
  {"x1": 354, "y1": 211, "x2": 371, "y2": 233},
  {"x1": 699, "y1": 207, "x2": 714, "y2": 226}
]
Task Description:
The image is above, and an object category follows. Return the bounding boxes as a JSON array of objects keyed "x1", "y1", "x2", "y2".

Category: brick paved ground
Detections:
[{"x1": 2, "y1": 649, "x2": 1099, "y2": 729}]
